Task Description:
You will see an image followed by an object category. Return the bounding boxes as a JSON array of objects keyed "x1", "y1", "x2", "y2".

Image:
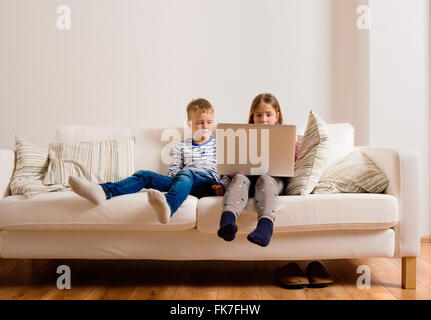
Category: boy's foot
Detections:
[
  {"x1": 217, "y1": 211, "x2": 238, "y2": 241},
  {"x1": 68, "y1": 175, "x2": 107, "y2": 205},
  {"x1": 147, "y1": 189, "x2": 171, "y2": 224},
  {"x1": 247, "y1": 218, "x2": 273, "y2": 247}
]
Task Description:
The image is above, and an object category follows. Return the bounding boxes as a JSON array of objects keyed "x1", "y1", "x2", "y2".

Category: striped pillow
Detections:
[
  {"x1": 43, "y1": 137, "x2": 135, "y2": 186},
  {"x1": 9, "y1": 136, "x2": 69, "y2": 198},
  {"x1": 312, "y1": 151, "x2": 389, "y2": 194},
  {"x1": 285, "y1": 111, "x2": 331, "y2": 195}
]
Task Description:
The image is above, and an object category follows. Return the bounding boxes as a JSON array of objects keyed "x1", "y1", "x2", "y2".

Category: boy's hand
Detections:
[{"x1": 211, "y1": 184, "x2": 225, "y2": 196}]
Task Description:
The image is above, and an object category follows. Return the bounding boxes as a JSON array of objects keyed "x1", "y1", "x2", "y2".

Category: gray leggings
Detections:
[{"x1": 222, "y1": 174, "x2": 287, "y2": 223}]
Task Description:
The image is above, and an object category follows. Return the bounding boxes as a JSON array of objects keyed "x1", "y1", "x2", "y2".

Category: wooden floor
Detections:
[{"x1": 1, "y1": 243, "x2": 431, "y2": 300}]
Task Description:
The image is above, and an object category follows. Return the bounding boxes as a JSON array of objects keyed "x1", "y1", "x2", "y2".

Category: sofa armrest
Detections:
[
  {"x1": 355, "y1": 146, "x2": 420, "y2": 258},
  {"x1": 0, "y1": 149, "x2": 15, "y2": 199}
]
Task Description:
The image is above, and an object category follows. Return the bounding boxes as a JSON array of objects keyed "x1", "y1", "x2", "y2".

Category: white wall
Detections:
[
  {"x1": 0, "y1": 0, "x2": 340, "y2": 150},
  {"x1": 330, "y1": 0, "x2": 369, "y2": 146},
  {"x1": 369, "y1": 0, "x2": 431, "y2": 236}
]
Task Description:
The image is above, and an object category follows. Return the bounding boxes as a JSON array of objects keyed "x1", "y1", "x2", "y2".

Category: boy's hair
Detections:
[
  {"x1": 248, "y1": 93, "x2": 284, "y2": 124},
  {"x1": 186, "y1": 98, "x2": 214, "y2": 119}
]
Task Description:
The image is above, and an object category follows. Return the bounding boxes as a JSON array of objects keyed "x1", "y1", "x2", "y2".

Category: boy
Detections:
[{"x1": 69, "y1": 98, "x2": 228, "y2": 224}]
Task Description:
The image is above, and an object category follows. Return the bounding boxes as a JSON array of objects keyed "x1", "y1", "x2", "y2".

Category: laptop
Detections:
[{"x1": 216, "y1": 123, "x2": 296, "y2": 177}]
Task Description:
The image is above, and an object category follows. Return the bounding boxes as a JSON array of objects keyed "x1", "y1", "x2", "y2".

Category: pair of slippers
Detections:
[{"x1": 274, "y1": 261, "x2": 333, "y2": 289}]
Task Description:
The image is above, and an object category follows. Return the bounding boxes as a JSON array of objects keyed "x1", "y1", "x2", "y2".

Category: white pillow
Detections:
[{"x1": 326, "y1": 123, "x2": 355, "y2": 168}]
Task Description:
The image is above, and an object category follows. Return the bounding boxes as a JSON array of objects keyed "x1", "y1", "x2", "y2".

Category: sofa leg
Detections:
[{"x1": 401, "y1": 257, "x2": 416, "y2": 289}]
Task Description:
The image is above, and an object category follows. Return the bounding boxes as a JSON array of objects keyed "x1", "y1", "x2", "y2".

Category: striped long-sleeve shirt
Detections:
[{"x1": 168, "y1": 136, "x2": 230, "y2": 189}]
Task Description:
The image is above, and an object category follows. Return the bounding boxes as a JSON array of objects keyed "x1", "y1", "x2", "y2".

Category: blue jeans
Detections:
[{"x1": 99, "y1": 169, "x2": 215, "y2": 215}]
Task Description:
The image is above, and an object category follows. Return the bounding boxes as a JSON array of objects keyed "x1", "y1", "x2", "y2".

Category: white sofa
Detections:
[{"x1": 0, "y1": 124, "x2": 421, "y2": 289}]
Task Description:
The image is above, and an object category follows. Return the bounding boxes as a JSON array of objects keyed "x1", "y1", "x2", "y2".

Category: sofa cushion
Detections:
[
  {"x1": 54, "y1": 125, "x2": 179, "y2": 177},
  {"x1": 0, "y1": 190, "x2": 197, "y2": 231},
  {"x1": 9, "y1": 136, "x2": 69, "y2": 198},
  {"x1": 312, "y1": 151, "x2": 390, "y2": 194},
  {"x1": 286, "y1": 111, "x2": 331, "y2": 195},
  {"x1": 43, "y1": 138, "x2": 135, "y2": 186},
  {"x1": 197, "y1": 194, "x2": 398, "y2": 234}
]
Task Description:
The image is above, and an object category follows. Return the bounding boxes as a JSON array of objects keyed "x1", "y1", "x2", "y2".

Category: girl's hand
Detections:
[
  {"x1": 295, "y1": 136, "x2": 302, "y2": 153},
  {"x1": 295, "y1": 138, "x2": 302, "y2": 162},
  {"x1": 211, "y1": 184, "x2": 225, "y2": 196}
]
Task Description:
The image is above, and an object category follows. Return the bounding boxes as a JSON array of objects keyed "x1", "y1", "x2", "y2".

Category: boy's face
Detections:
[{"x1": 188, "y1": 110, "x2": 214, "y2": 143}]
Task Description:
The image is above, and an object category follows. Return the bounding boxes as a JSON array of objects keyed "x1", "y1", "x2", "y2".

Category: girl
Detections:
[{"x1": 217, "y1": 93, "x2": 294, "y2": 247}]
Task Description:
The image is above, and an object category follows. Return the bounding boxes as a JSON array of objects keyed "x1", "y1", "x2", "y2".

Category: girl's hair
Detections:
[{"x1": 248, "y1": 93, "x2": 283, "y2": 124}]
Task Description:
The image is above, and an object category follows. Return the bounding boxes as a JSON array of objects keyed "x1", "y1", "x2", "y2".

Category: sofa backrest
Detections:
[{"x1": 55, "y1": 123, "x2": 355, "y2": 175}]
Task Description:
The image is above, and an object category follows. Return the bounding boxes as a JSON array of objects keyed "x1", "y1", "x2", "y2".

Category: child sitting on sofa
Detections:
[
  {"x1": 68, "y1": 98, "x2": 228, "y2": 224},
  {"x1": 217, "y1": 93, "x2": 298, "y2": 247}
]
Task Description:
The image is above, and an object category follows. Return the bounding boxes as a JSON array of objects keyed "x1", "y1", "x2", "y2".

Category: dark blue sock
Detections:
[
  {"x1": 247, "y1": 218, "x2": 273, "y2": 247},
  {"x1": 217, "y1": 211, "x2": 238, "y2": 241}
]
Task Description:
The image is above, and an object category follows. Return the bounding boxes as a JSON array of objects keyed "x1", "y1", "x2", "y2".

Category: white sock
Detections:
[
  {"x1": 68, "y1": 175, "x2": 107, "y2": 205},
  {"x1": 147, "y1": 189, "x2": 171, "y2": 224}
]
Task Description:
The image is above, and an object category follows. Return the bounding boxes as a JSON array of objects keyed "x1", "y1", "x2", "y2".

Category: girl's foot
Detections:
[
  {"x1": 68, "y1": 176, "x2": 107, "y2": 205},
  {"x1": 147, "y1": 189, "x2": 171, "y2": 224},
  {"x1": 217, "y1": 211, "x2": 238, "y2": 241},
  {"x1": 247, "y1": 218, "x2": 273, "y2": 247}
]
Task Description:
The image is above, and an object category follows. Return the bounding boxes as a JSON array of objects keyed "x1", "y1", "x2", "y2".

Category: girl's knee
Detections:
[
  {"x1": 232, "y1": 174, "x2": 250, "y2": 185},
  {"x1": 255, "y1": 175, "x2": 279, "y2": 202},
  {"x1": 256, "y1": 175, "x2": 275, "y2": 186}
]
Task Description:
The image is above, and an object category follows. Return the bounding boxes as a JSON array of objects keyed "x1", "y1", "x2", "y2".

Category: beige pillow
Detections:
[
  {"x1": 43, "y1": 137, "x2": 135, "y2": 186},
  {"x1": 9, "y1": 136, "x2": 68, "y2": 198},
  {"x1": 285, "y1": 111, "x2": 331, "y2": 195},
  {"x1": 312, "y1": 151, "x2": 389, "y2": 194}
]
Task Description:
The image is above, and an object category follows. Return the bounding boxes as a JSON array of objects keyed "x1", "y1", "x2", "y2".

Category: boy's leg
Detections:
[
  {"x1": 218, "y1": 174, "x2": 251, "y2": 241},
  {"x1": 189, "y1": 172, "x2": 217, "y2": 198},
  {"x1": 247, "y1": 175, "x2": 285, "y2": 247},
  {"x1": 70, "y1": 170, "x2": 173, "y2": 205},
  {"x1": 100, "y1": 170, "x2": 173, "y2": 199},
  {"x1": 147, "y1": 169, "x2": 195, "y2": 223}
]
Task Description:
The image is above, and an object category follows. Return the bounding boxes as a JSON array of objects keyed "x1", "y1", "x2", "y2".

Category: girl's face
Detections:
[{"x1": 252, "y1": 102, "x2": 279, "y2": 125}]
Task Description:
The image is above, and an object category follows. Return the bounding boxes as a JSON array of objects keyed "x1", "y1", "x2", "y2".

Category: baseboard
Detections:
[{"x1": 421, "y1": 236, "x2": 431, "y2": 245}]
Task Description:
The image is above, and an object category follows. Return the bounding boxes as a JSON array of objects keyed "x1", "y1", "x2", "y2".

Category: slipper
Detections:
[
  {"x1": 274, "y1": 262, "x2": 310, "y2": 289},
  {"x1": 306, "y1": 261, "x2": 334, "y2": 288}
]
